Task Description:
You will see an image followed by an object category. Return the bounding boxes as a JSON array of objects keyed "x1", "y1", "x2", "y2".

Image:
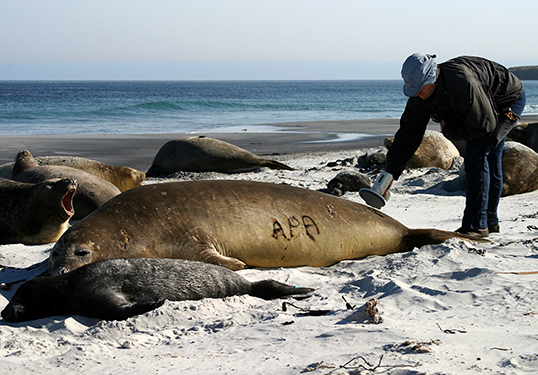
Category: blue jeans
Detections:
[{"x1": 462, "y1": 91, "x2": 526, "y2": 229}]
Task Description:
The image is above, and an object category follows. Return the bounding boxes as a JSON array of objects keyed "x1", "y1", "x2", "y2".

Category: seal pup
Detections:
[
  {"x1": 501, "y1": 141, "x2": 538, "y2": 196},
  {"x1": 2, "y1": 258, "x2": 314, "y2": 322},
  {"x1": 146, "y1": 136, "x2": 294, "y2": 177},
  {"x1": 507, "y1": 122, "x2": 538, "y2": 153},
  {"x1": 11, "y1": 150, "x2": 121, "y2": 220},
  {"x1": 49, "y1": 180, "x2": 488, "y2": 275},
  {"x1": 384, "y1": 130, "x2": 460, "y2": 170},
  {"x1": 0, "y1": 178, "x2": 76, "y2": 245},
  {"x1": 0, "y1": 156, "x2": 145, "y2": 192}
]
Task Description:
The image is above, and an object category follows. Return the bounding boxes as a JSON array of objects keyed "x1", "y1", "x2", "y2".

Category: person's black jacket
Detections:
[{"x1": 386, "y1": 56, "x2": 523, "y2": 179}]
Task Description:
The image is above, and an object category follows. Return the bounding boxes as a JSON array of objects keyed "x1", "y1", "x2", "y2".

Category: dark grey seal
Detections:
[
  {"x1": 1, "y1": 258, "x2": 314, "y2": 322},
  {"x1": 327, "y1": 170, "x2": 372, "y2": 196}
]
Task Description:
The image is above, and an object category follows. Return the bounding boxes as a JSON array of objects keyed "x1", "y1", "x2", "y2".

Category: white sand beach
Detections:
[{"x1": 1, "y1": 119, "x2": 538, "y2": 374}]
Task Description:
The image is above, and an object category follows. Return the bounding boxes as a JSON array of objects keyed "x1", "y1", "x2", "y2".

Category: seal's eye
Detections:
[
  {"x1": 74, "y1": 249, "x2": 90, "y2": 257},
  {"x1": 50, "y1": 251, "x2": 59, "y2": 258}
]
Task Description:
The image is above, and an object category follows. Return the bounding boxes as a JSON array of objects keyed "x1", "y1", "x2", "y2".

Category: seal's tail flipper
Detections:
[
  {"x1": 261, "y1": 159, "x2": 295, "y2": 171},
  {"x1": 404, "y1": 228, "x2": 490, "y2": 251},
  {"x1": 250, "y1": 280, "x2": 314, "y2": 300}
]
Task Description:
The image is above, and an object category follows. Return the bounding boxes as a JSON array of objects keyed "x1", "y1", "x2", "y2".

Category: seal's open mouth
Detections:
[{"x1": 62, "y1": 186, "x2": 76, "y2": 217}]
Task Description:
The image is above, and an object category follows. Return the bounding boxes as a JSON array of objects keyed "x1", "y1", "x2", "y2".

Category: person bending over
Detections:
[{"x1": 361, "y1": 53, "x2": 526, "y2": 237}]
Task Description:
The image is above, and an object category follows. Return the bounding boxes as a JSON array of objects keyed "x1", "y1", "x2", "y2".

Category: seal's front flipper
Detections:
[
  {"x1": 189, "y1": 233, "x2": 248, "y2": 270},
  {"x1": 104, "y1": 300, "x2": 166, "y2": 321}
]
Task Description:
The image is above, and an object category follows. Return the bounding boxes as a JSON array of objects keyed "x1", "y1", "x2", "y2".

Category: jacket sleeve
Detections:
[
  {"x1": 441, "y1": 72, "x2": 497, "y2": 141},
  {"x1": 385, "y1": 98, "x2": 430, "y2": 180}
]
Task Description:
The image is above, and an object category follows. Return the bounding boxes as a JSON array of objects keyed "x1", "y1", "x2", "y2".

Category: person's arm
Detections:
[{"x1": 385, "y1": 98, "x2": 429, "y2": 180}]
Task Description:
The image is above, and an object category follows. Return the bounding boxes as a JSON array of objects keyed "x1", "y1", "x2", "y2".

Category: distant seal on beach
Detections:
[
  {"x1": 507, "y1": 122, "x2": 538, "y2": 153},
  {"x1": 0, "y1": 156, "x2": 145, "y2": 192},
  {"x1": 0, "y1": 178, "x2": 76, "y2": 245},
  {"x1": 11, "y1": 150, "x2": 121, "y2": 220},
  {"x1": 501, "y1": 141, "x2": 538, "y2": 196},
  {"x1": 48, "y1": 180, "x2": 487, "y2": 275},
  {"x1": 2, "y1": 258, "x2": 314, "y2": 322},
  {"x1": 146, "y1": 136, "x2": 294, "y2": 177},
  {"x1": 327, "y1": 170, "x2": 372, "y2": 196},
  {"x1": 384, "y1": 130, "x2": 460, "y2": 170}
]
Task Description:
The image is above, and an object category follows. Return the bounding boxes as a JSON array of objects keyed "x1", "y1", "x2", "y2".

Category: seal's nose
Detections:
[{"x1": 1, "y1": 304, "x2": 17, "y2": 322}]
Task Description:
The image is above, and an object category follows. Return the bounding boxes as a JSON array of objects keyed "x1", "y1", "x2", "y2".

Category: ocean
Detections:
[{"x1": 1, "y1": 80, "x2": 537, "y2": 136}]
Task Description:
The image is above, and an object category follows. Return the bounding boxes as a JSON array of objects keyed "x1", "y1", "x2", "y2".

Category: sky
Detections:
[{"x1": 1, "y1": 0, "x2": 538, "y2": 80}]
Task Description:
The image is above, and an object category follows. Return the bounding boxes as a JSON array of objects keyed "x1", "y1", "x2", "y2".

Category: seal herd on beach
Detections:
[{"x1": 1, "y1": 128, "x2": 538, "y2": 322}]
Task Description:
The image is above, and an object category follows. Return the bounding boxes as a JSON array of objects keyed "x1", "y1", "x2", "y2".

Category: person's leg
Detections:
[
  {"x1": 486, "y1": 90, "x2": 526, "y2": 232},
  {"x1": 462, "y1": 137, "x2": 494, "y2": 231},
  {"x1": 486, "y1": 138, "x2": 505, "y2": 231}
]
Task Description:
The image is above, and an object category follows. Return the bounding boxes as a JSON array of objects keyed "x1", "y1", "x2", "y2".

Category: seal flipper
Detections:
[
  {"x1": 101, "y1": 300, "x2": 166, "y2": 321},
  {"x1": 194, "y1": 239, "x2": 248, "y2": 270},
  {"x1": 260, "y1": 159, "x2": 295, "y2": 171},
  {"x1": 249, "y1": 280, "x2": 314, "y2": 300},
  {"x1": 403, "y1": 228, "x2": 490, "y2": 251}
]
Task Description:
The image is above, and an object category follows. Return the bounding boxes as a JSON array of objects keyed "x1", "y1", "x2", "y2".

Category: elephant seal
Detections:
[
  {"x1": 146, "y1": 136, "x2": 294, "y2": 177},
  {"x1": 12, "y1": 150, "x2": 121, "y2": 220},
  {"x1": 327, "y1": 170, "x2": 372, "y2": 196},
  {"x1": 49, "y1": 180, "x2": 487, "y2": 275},
  {"x1": 2, "y1": 258, "x2": 314, "y2": 322},
  {"x1": 507, "y1": 122, "x2": 538, "y2": 153},
  {"x1": 0, "y1": 178, "x2": 76, "y2": 245},
  {"x1": 384, "y1": 130, "x2": 460, "y2": 170},
  {"x1": 501, "y1": 141, "x2": 538, "y2": 196},
  {"x1": 0, "y1": 156, "x2": 145, "y2": 192}
]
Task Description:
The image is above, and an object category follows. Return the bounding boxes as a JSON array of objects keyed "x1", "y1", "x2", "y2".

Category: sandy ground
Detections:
[{"x1": 1, "y1": 117, "x2": 538, "y2": 374}]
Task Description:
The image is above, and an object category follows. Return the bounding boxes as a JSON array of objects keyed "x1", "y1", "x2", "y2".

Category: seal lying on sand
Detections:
[
  {"x1": 0, "y1": 178, "x2": 76, "y2": 245},
  {"x1": 2, "y1": 258, "x2": 314, "y2": 322},
  {"x1": 146, "y1": 136, "x2": 293, "y2": 176},
  {"x1": 11, "y1": 150, "x2": 121, "y2": 220},
  {"x1": 327, "y1": 170, "x2": 372, "y2": 196},
  {"x1": 0, "y1": 156, "x2": 145, "y2": 192},
  {"x1": 507, "y1": 122, "x2": 538, "y2": 153},
  {"x1": 49, "y1": 180, "x2": 487, "y2": 275},
  {"x1": 501, "y1": 141, "x2": 538, "y2": 196},
  {"x1": 384, "y1": 130, "x2": 460, "y2": 170}
]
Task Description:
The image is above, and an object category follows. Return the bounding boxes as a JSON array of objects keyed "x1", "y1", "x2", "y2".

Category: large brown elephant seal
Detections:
[
  {"x1": 49, "y1": 180, "x2": 487, "y2": 275},
  {"x1": 11, "y1": 150, "x2": 121, "y2": 220},
  {"x1": 0, "y1": 156, "x2": 145, "y2": 192},
  {"x1": 146, "y1": 136, "x2": 294, "y2": 177},
  {"x1": 0, "y1": 178, "x2": 76, "y2": 245},
  {"x1": 501, "y1": 141, "x2": 538, "y2": 196},
  {"x1": 507, "y1": 122, "x2": 538, "y2": 153},
  {"x1": 2, "y1": 258, "x2": 314, "y2": 322},
  {"x1": 384, "y1": 130, "x2": 460, "y2": 170}
]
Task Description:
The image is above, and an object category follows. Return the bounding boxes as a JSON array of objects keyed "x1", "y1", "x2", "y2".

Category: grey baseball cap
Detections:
[{"x1": 401, "y1": 53, "x2": 437, "y2": 97}]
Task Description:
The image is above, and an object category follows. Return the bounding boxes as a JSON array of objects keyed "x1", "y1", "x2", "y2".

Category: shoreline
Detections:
[{"x1": 1, "y1": 114, "x2": 537, "y2": 171}]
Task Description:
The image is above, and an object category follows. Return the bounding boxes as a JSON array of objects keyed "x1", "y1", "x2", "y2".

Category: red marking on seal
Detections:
[{"x1": 325, "y1": 204, "x2": 337, "y2": 218}]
